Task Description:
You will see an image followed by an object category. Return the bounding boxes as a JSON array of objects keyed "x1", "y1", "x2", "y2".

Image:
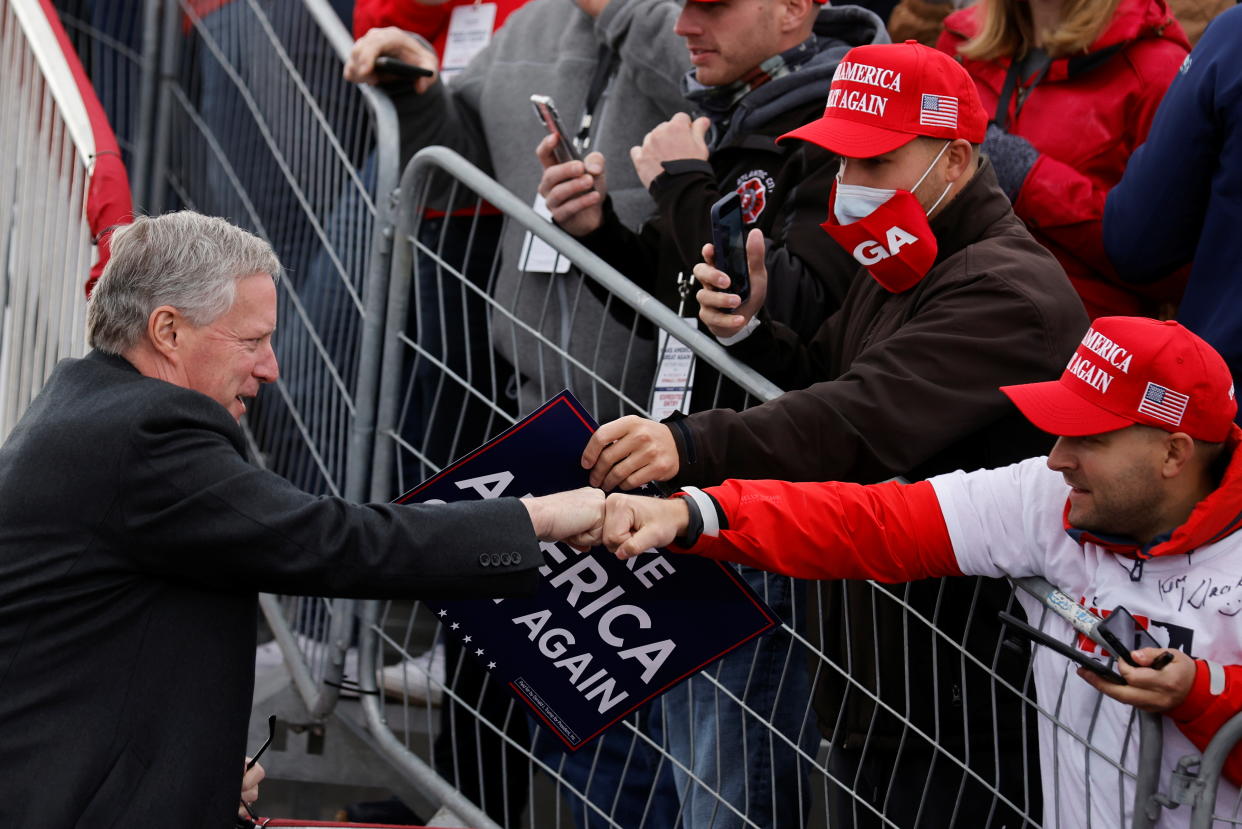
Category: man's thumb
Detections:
[{"x1": 693, "y1": 116, "x2": 712, "y2": 143}]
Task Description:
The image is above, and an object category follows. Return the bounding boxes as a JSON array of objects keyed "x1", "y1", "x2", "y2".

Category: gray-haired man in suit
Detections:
[{"x1": 0, "y1": 211, "x2": 603, "y2": 828}]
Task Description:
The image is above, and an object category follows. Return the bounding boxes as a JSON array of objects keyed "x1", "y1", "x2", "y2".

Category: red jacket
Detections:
[
  {"x1": 937, "y1": 0, "x2": 1189, "y2": 318},
  {"x1": 683, "y1": 428, "x2": 1242, "y2": 786},
  {"x1": 353, "y1": 0, "x2": 529, "y2": 56}
]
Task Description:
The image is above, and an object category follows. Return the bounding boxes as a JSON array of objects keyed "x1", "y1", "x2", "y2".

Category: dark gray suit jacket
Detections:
[{"x1": 0, "y1": 351, "x2": 540, "y2": 827}]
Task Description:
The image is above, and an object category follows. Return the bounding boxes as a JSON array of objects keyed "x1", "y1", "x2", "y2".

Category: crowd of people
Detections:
[
  {"x1": 340, "y1": 0, "x2": 1239, "y2": 824},
  {"x1": 350, "y1": 0, "x2": 1242, "y2": 825},
  {"x1": 7, "y1": 0, "x2": 1242, "y2": 826}
]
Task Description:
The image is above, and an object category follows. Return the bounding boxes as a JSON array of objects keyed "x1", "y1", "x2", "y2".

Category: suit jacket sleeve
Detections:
[{"x1": 112, "y1": 390, "x2": 541, "y2": 599}]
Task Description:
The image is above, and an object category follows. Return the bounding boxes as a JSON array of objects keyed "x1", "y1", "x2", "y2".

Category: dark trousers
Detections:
[{"x1": 825, "y1": 736, "x2": 1041, "y2": 829}]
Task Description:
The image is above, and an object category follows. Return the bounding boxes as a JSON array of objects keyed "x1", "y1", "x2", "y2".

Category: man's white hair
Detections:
[{"x1": 86, "y1": 211, "x2": 282, "y2": 354}]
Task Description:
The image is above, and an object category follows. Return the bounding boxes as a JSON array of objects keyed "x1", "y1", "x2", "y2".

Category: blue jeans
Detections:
[
  {"x1": 657, "y1": 568, "x2": 817, "y2": 828},
  {"x1": 531, "y1": 702, "x2": 682, "y2": 829}
]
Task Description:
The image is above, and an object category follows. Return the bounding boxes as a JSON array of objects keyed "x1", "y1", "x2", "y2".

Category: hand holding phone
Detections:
[
  {"x1": 375, "y1": 56, "x2": 435, "y2": 81},
  {"x1": 709, "y1": 191, "x2": 750, "y2": 308},
  {"x1": 1096, "y1": 606, "x2": 1175, "y2": 670},
  {"x1": 531, "y1": 95, "x2": 582, "y2": 165}
]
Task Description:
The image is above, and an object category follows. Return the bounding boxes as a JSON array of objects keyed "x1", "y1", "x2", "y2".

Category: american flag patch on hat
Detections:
[
  {"x1": 919, "y1": 94, "x2": 958, "y2": 129},
  {"x1": 1137, "y1": 382, "x2": 1190, "y2": 426}
]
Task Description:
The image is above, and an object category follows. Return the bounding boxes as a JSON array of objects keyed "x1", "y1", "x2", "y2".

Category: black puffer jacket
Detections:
[{"x1": 581, "y1": 4, "x2": 888, "y2": 350}]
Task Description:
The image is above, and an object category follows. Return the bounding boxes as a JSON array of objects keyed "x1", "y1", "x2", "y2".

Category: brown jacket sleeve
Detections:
[{"x1": 668, "y1": 259, "x2": 1087, "y2": 487}]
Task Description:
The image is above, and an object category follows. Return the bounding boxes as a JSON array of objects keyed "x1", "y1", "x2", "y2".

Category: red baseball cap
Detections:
[
  {"x1": 780, "y1": 41, "x2": 987, "y2": 157},
  {"x1": 1001, "y1": 318, "x2": 1237, "y2": 442}
]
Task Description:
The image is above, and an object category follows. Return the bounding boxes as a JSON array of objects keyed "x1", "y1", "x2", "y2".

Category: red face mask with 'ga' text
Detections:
[{"x1": 820, "y1": 180, "x2": 939, "y2": 294}]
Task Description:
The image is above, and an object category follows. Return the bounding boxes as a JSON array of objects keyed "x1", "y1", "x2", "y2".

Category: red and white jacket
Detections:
[{"x1": 685, "y1": 426, "x2": 1242, "y2": 827}]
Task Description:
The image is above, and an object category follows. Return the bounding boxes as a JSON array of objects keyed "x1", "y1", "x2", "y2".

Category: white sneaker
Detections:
[{"x1": 381, "y1": 643, "x2": 446, "y2": 706}]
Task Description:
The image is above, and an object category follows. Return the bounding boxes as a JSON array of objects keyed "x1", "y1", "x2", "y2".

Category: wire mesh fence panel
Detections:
[
  {"x1": 145, "y1": 0, "x2": 400, "y2": 715},
  {"x1": 0, "y1": 0, "x2": 102, "y2": 441},
  {"x1": 358, "y1": 147, "x2": 802, "y2": 829},
  {"x1": 50, "y1": 0, "x2": 147, "y2": 162},
  {"x1": 354, "y1": 147, "x2": 1242, "y2": 829}
]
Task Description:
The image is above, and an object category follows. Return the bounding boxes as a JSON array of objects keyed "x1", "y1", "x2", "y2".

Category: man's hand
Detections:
[
  {"x1": 238, "y1": 759, "x2": 265, "y2": 819},
  {"x1": 630, "y1": 113, "x2": 711, "y2": 189},
  {"x1": 1077, "y1": 648, "x2": 1198, "y2": 713},
  {"x1": 344, "y1": 27, "x2": 438, "y2": 94},
  {"x1": 694, "y1": 228, "x2": 768, "y2": 339},
  {"x1": 522, "y1": 487, "x2": 605, "y2": 549},
  {"x1": 604, "y1": 493, "x2": 690, "y2": 559},
  {"x1": 580, "y1": 416, "x2": 679, "y2": 491},
  {"x1": 537, "y1": 139, "x2": 607, "y2": 237}
]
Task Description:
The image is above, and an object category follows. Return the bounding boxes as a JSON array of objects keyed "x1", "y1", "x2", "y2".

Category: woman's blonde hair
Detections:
[{"x1": 958, "y1": 0, "x2": 1123, "y2": 61}]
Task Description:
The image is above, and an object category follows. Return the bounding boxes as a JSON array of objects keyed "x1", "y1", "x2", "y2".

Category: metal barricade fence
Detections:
[
  {"x1": 51, "y1": 0, "x2": 158, "y2": 203},
  {"x1": 355, "y1": 146, "x2": 1242, "y2": 829},
  {"x1": 134, "y1": 0, "x2": 401, "y2": 717},
  {"x1": 11, "y1": 5, "x2": 1242, "y2": 820},
  {"x1": 1175, "y1": 711, "x2": 1242, "y2": 827},
  {"x1": 0, "y1": 0, "x2": 129, "y2": 441}
]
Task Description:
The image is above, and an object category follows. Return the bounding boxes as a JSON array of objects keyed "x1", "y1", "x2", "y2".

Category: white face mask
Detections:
[{"x1": 832, "y1": 140, "x2": 953, "y2": 226}]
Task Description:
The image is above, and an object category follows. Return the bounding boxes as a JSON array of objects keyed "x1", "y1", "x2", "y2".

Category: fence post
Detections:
[
  {"x1": 1133, "y1": 712, "x2": 1166, "y2": 829},
  {"x1": 1162, "y1": 710, "x2": 1242, "y2": 828},
  {"x1": 146, "y1": 0, "x2": 179, "y2": 214},
  {"x1": 130, "y1": 0, "x2": 161, "y2": 211}
]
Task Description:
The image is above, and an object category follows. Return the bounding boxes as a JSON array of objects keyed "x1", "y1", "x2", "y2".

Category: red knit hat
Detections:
[
  {"x1": 781, "y1": 41, "x2": 987, "y2": 157},
  {"x1": 1002, "y1": 318, "x2": 1237, "y2": 442}
]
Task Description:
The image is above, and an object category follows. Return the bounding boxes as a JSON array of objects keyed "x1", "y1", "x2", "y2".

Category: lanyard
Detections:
[
  {"x1": 576, "y1": 44, "x2": 622, "y2": 153},
  {"x1": 994, "y1": 50, "x2": 1050, "y2": 131}
]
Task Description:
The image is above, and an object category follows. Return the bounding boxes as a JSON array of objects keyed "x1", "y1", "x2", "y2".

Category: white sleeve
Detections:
[{"x1": 929, "y1": 456, "x2": 1068, "y2": 580}]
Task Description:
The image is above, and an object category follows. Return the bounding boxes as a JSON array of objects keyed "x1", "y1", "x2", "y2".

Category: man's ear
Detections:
[
  {"x1": 943, "y1": 139, "x2": 975, "y2": 184},
  {"x1": 147, "y1": 305, "x2": 182, "y2": 360},
  {"x1": 781, "y1": 0, "x2": 817, "y2": 34},
  {"x1": 1160, "y1": 432, "x2": 1197, "y2": 479}
]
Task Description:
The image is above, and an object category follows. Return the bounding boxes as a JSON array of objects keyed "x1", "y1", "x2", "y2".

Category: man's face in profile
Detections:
[
  {"x1": 1047, "y1": 426, "x2": 1168, "y2": 542},
  {"x1": 675, "y1": 0, "x2": 787, "y2": 87},
  {"x1": 176, "y1": 273, "x2": 279, "y2": 421}
]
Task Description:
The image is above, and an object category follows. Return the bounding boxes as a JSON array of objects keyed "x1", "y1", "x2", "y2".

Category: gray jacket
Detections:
[{"x1": 393, "y1": 0, "x2": 689, "y2": 419}]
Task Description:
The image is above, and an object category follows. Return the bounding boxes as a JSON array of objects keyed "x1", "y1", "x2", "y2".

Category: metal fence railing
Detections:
[
  {"x1": 1168, "y1": 710, "x2": 1242, "y2": 828},
  {"x1": 351, "y1": 146, "x2": 1242, "y2": 829},
  {"x1": 51, "y1": 0, "x2": 158, "y2": 201},
  {"x1": 0, "y1": 0, "x2": 130, "y2": 441},
  {"x1": 13, "y1": 4, "x2": 1242, "y2": 826}
]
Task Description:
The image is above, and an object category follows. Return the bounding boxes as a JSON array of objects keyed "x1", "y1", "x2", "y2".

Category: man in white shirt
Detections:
[{"x1": 602, "y1": 316, "x2": 1242, "y2": 827}]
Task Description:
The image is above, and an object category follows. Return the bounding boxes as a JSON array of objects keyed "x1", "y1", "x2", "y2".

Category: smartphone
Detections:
[
  {"x1": 375, "y1": 56, "x2": 435, "y2": 80},
  {"x1": 710, "y1": 191, "x2": 751, "y2": 308},
  {"x1": 998, "y1": 610, "x2": 1126, "y2": 685},
  {"x1": 1096, "y1": 606, "x2": 1174, "y2": 670},
  {"x1": 530, "y1": 95, "x2": 581, "y2": 164}
]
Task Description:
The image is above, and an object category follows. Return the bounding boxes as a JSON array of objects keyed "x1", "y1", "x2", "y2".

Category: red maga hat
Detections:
[
  {"x1": 1001, "y1": 317, "x2": 1237, "y2": 442},
  {"x1": 781, "y1": 41, "x2": 987, "y2": 157}
]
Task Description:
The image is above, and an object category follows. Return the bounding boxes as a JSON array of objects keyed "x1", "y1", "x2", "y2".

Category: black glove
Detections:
[{"x1": 982, "y1": 123, "x2": 1039, "y2": 202}]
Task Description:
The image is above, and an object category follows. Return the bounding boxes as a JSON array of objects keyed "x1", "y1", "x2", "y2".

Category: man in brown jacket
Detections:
[{"x1": 582, "y1": 42, "x2": 1088, "y2": 827}]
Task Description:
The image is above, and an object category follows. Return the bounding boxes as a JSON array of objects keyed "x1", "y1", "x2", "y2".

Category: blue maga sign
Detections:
[{"x1": 396, "y1": 391, "x2": 777, "y2": 750}]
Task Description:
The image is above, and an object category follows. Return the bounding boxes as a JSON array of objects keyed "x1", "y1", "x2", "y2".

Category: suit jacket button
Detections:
[
  {"x1": 479, "y1": 553, "x2": 491, "y2": 567},
  {"x1": 512, "y1": 552, "x2": 522, "y2": 565},
  {"x1": 490, "y1": 552, "x2": 503, "y2": 566}
]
